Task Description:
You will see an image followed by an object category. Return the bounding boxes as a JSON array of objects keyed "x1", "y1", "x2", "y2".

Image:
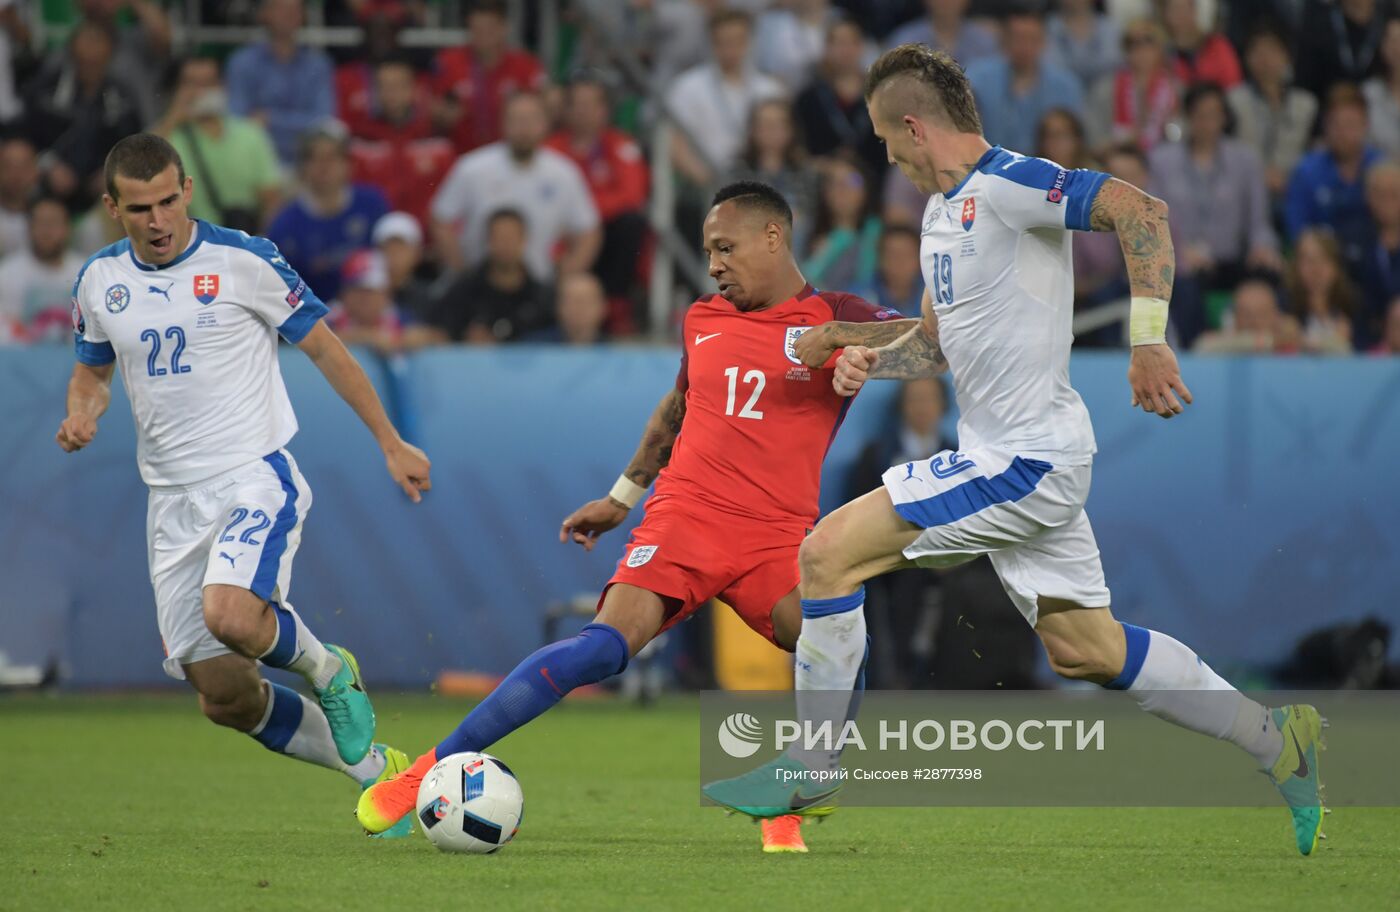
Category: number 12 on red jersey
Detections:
[{"x1": 723, "y1": 366, "x2": 765, "y2": 419}]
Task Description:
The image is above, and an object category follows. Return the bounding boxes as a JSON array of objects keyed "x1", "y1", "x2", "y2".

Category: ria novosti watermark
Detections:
[{"x1": 700, "y1": 690, "x2": 1400, "y2": 807}]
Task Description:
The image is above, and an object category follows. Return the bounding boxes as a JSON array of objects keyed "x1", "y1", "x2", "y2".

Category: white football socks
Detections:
[
  {"x1": 250, "y1": 681, "x2": 384, "y2": 782},
  {"x1": 1113, "y1": 624, "x2": 1282, "y2": 769},
  {"x1": 790, "y1": 590, "x2": 868, "y2": 774}
]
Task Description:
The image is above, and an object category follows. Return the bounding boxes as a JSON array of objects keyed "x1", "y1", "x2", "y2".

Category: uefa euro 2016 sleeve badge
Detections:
[{"x1": 104, "y1": 283, "x2": 131, "y2": 314}]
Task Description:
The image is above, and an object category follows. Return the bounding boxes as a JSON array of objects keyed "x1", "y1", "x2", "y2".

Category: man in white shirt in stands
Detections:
[
  {"x1": 0, "y1": 197, "x2": 85, "y2": 343},
  {"x1": 430, "y1": 91, "x2": 601, "y2": 280}
]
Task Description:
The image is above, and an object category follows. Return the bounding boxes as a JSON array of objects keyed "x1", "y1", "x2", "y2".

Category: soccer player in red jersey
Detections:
[{"x1": 357, "y1": 181, "x2": 914, "y2": 851}]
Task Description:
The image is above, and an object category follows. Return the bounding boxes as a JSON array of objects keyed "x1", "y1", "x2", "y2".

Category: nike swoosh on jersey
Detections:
[{"x1": 694, "y1": 332, "x2": 722, "y2": 345}]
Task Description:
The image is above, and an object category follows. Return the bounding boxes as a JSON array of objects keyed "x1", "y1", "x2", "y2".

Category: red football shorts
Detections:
[{"x1": 600, "y1": 494, "x2": 807, "y2": 648}]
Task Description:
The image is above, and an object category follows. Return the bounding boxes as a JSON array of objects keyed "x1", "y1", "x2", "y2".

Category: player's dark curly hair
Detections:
[
  {"x1": 863, "y1": 44, "x2": 982, "y2": 135},
  {"x1": 711, "y1": 180, "x2": 793, "y2": 230},
  {"x1": 104, "y1": 133, "x2": 186, "y2": 201}
]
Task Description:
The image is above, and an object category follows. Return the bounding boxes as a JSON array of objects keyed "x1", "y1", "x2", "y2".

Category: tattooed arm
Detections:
[
  {"x1": 617, "y1": 387, "x2": 687, "y2": 494},
  {"x1": 792, "y1": 317, "x2": 919, "y2": 367},
  {"x1": 560, "y1": 387, "x2": 687, "y2": 550},
  {"x1": 1088, "y1": 177, "x2": 1175, "y2": 300},
  {"x1": 833, "y1": 290, "x2": 949, "y2": 395},
  {"x1": 1087, "y1": 177, "x2": 1194, "y2": 419}
]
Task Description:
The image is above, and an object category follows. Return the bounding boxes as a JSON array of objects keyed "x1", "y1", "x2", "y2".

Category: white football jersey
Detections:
[
  {"x1": 72, "y1": 221, "x2": 328, "y2": 487},
  {"x1": 919, "y1": 146, "x2": 1108, "y2": 465}
]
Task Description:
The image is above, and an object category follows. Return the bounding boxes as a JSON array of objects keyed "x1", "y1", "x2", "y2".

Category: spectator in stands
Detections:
[
  {"x1": 427, "y1": 208, "x2": 555, "y2": 343},
  {"x1": 1193, "y1": 276, "x2": 1301, "y2": 354},
  {"x1": 885, "y1": 0, "x2": 998, "y2": 64},
  {"x1": 1047, "y1": 0, "x2": 1121, "y2": 92},
  {"x1": 805, "y1": 156, "x2": 881, "y2": 291},
  {"x1": 732, "y1": 98, "x2": 820, "y2": 255},
  {"x1": 0, "y1": 0, "x2": 29, "y2": 126},
  {"x1": 526, "y1": 272, "x2": 611, "y2": 345},
  {"x1": 1375, "y1": 296, "x2": 1400, "y2": 352},
  {"x1": 433, "y1": 0, "x2": 546, "y2": 154},
  {"x1": 431, "y1": 91, "x2": 601, "y2": 279},
  {"x1": 336, "y1": 14, "x2": 430, "y2": 141},
  {"x1": 667, "y1": 10, "x2": 786, "y2": 187},
  {"x1": 1086, "y1": 19, "x2": 1179, "y2": 152},
  {"x1": 326, "y1": 248, "x2": 425, "y2": 354},
  {"x1": 73, "y1": 0, "x2": 172, "y2": 124},
  {"x1": 858, "y1": 225, "x2": 923, "y2": 316},
  {"x1": 1297, "y1": 0, "x2": 1392, "y2": 98},
  {"x1": 0, "y1": 197, "x2": 84, "y2": 344},
  {"x1": 0, "y1": 138, "x2": 38, "y2": 257},
  {"x1": 1228, "y1": 29, "x2": 1319, "y2": 200},
  {"x1": 1286, "y1": 229, "x2": 1358, "y2": 354},
  {"x1": 1285, "y1": 87, "x2": 1382, "y2": 264},
  {"x1": 225, "y1": 0, "x2": 335, "y2": 166},
  {"x1": 795, "y1": 17, "x2": 887, "y2": 183},
  {"x1": 546, "y1": 74, "x2": 650, "y2": 313},
  {"x1": 373, "y1": 211, "x2": 436, "y2": 321},
  {"x1": 346, "y1": 57, "x2": 456, "y2": 231},
  {"x1": 1224, "y1": 0, "x2": 1305, "y2": 52},
  {"x1": 1359, "y1": 160, "x2": 1400, "y2": 345},
  {"x1": 1151, "y1": 83, "x2": 1281, "y2": 345},
  {"x1": 1363, "y1": 17, "x2": 1400, "y2": 158},
  {"x1": 159, "y1": 56, "x2": 284, "y2": 233},
  {"x1": 1161, "y1": 0, "x2": 1243, "y2": 88},
  {"x1": 755, "y1": 0, "x2": 842, "y2": 92},
  {"x1": 19, "y1": 21, "x2": 142, "y2": 210},
  {"x1": 966, "y1": 10, "x2": 1084, "y2": 154},
  {"x1": 265, "y1": 123, "x2": 389, "y2": 303}
]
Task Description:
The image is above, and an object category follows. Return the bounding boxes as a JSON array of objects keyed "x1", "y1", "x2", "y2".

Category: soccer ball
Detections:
[{"x1": 416, "y1": 751, "x2": 524, "y2": 854}]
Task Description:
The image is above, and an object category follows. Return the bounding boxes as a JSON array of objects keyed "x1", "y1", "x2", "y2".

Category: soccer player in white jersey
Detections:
[
  {"x1": 57, "y1": 134, "x2": 432, "y2": 832},
  {"x1": 704, "y1": 46, "x2": 1326, "y2": 855}
]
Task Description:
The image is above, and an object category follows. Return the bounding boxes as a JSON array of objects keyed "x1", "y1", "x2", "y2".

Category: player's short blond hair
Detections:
[{"x1": 863, "y1": 44, "x2": 982, "y2": 135}]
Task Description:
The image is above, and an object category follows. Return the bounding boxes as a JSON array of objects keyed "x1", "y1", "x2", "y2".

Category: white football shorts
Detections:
[
  {"x1": 881, "y1": 446, "x2": 1110, "y2": 626},
  {"x1": 146, "y1": 448, "x2": 312, "y2": 678}
]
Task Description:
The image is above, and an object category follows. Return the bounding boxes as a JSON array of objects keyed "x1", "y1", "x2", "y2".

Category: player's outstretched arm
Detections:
[
  {"x1": 792, "y1": 317, "x2": 919, "y2": 368},
  {"x1": 560, "y1": 387, "x2": 686, "y2": 551},
  {"x1": 833, "y1": 290, "x2": 949, "y2": 396},
  {"x1": 1088, "y1": 177, "x2": 1194, "y2": 419},
  {"x1": 55, "y1": 362, "x2": 115, "y2": 453},
  {"x1": 296, "y1": 321, "x2": 432, "y2": 502}
]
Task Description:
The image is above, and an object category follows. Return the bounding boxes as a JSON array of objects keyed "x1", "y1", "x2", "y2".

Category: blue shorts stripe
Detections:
[
  {"x1": 253, "y1": 683, "x2": 303, "y2": 751},
  {"x1": 894, "y1": 456, "x2": 1053, "y2": 529},
  {"x1": 801, "y1": 587, "x2": 865, "y2": 619},
  {"x1": 261, "y1": 602, "x2": 298, "y2": 667},
  {"x1": 1104, "y1": 623, "x2": 1151, "y2": 690},
  {"x1": 250, "y1": 452, "x2": 299, "y2": 601}
]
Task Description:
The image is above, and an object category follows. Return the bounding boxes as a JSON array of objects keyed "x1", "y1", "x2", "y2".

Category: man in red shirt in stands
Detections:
[
  {"x1": 432, "y1": 0, "x2": 546, "y2": 154},
  {"x1": 546, "y1": 74, "x2": 651, "y2": 331},
  {"x1": 348, "y1": 57, "x2": 455, "y2": 232}
]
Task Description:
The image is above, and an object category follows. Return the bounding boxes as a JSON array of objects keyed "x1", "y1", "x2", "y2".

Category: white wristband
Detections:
[
  {"x1": 609, "y1": 475, "x2": 646, "y2": 509},
  {"x1": 1129, "y1": 296, "x2": 1169, "y2": 346}
]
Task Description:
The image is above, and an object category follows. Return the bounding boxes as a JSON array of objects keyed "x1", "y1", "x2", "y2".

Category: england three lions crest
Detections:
[{"x1": 784, "y1": 326, "x2": 810, "y2": 365}]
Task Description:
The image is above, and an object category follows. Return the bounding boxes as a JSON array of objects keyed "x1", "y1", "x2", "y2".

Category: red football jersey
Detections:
[{"x1": 653, "y1": 285, "x2": 903, "y2": 526}]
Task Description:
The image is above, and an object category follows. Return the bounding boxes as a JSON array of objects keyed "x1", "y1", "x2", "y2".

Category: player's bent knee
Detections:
[
  {"x1": 798, "y1": 526, "x2": 849, "y2": 591},
  {"x1": 595, "y1": 584, "x2": 667, "y2": 657},
  {"x1": 197, "y1": 689, "x2": 265, "y2": 731},
  {"x1": 1037, "y1": 631, "x2": 1119, "y2": 683},
  {"x1": 202, "y1": 585, "x2": 270, "y2": 654}
]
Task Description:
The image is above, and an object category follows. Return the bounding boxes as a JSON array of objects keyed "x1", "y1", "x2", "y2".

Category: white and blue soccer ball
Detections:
[{"x1": 416, "y1": 751, "x2": 524, "y2": 854}]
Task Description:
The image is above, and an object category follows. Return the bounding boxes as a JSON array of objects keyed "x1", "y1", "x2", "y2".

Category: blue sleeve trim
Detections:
[
  {"x1": 1065, "y1": 169, "x2": 1111, "y2": 232},
  {"x1": 277, "y1": 298, "x2": 328, "y2": 343},
  {"x1": 75, "y1": 339, "x2": 116, "y2": 366}
]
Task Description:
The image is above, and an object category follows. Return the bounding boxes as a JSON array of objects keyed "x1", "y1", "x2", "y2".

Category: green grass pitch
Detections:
[{"x1": 3, "y1": 693, "x2": 1398, "y2": 911}]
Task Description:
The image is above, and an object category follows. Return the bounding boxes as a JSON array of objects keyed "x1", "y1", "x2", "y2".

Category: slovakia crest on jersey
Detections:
[
  {"x1": 784, "y1": 326, "x2": 810, "y2": 364},
  {"x1": 193, "y1": 274, "x2": 220, "y2": 305},
  {"x1": 960, "y1": 197, "x2": 976, "y2": 231}
]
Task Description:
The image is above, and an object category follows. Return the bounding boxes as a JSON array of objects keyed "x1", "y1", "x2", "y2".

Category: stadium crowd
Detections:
[{"x1": 3, "y1": 0, "x2": 1400, "y2": 356}]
